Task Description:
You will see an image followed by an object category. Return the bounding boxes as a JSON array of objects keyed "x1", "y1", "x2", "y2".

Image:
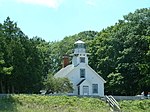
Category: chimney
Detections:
[{"x1": 62, "y1": 55, "x2": 69, "y2": 68}]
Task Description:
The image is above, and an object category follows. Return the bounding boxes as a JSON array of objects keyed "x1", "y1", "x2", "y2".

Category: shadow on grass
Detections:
[{"x1": 0, "y1": 94, "x2": 18, "y2": 112}]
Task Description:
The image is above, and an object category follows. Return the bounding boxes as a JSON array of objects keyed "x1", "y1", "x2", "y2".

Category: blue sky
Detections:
[{"x1": 0, "y1": 0, "x2": 149, "y2": 41}]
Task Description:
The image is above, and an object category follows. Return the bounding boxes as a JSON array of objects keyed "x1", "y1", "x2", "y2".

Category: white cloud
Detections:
[
  {"x1": 86, "y1": 0, "x2": 97, "y2": 6},
  {"x1": 16, "y1": 0, "x2": 64, "y2": 9}
]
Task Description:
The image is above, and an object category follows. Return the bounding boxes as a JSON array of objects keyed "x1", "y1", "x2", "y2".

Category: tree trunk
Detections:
[
  {"x1": 0, "y1": 80, "x2": 4, "y2": 93},
  {"x1": 12, "y1": 85, "x2": 14, "y2": 93}
]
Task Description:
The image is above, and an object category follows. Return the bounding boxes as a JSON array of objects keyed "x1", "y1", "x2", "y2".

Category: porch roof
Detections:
[{"x1": 76, "y1": 79, "x2": 85, "y2": 86}]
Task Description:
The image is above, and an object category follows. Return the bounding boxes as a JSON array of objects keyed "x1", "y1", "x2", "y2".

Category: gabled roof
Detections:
[
  {"x1": 54, "y1": 65, "x2": 74, "y2": 78},
  {"x1": 86, "y1": 65, "x2": 106, "y2": 83},
  {"x1": 54, "y1": 64, "x2": 106, "y2": 83}
]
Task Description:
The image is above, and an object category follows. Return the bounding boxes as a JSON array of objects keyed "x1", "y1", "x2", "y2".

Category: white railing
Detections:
[{"x1": 106, "y1": 95, "x2": 121, "y2": 112}]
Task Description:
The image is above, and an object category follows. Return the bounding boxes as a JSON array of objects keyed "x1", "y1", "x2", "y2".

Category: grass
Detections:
[
  {"x1": 119, "y1": 99, "x2": 150, "y2": 112},
  {"x1": 1, "y1": 94, "x2": 150, "y2": 112},
  {"x1": 0, "y1": 94, "x2": 109, "y2": 112}
]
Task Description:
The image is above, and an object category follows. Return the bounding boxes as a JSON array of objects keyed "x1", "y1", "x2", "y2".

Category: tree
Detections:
[
  {"x1": 0, "y1": 8, "x2": 149, "y2": 95},
  {"x1": 0, "y1": 23, "x2": 13, "y2": 93},
  {"x1": 89, "y1": 8, "x2": 150, "y2": 95},
  {"x1": 43, "y1": 74, "x2": 73, "y2": 94},
  {"x1": 0, "y1": 17, "x2": 44, "y2": 93}
]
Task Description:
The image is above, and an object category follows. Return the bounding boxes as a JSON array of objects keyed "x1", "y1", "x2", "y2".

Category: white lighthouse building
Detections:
[{"x1": 54, "y1": 40, "x2": 106, "y2": 96}]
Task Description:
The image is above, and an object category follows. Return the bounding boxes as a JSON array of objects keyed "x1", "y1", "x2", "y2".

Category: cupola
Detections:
[
  {"x1": 72, "y1": 40, "x2": 88, "y2": 66},
  {"x1": 74, "y1": 40, "x2": 86, "y2": 54}
]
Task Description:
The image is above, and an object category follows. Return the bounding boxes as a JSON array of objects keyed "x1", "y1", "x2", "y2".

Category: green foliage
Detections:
[
  {"x1": 0, "y1": 8, "x2": 149, "y2": 95},
  {"x1": 89, "y1": 8, "x2": 150, "y2": 95},
  {"x1": 0, "y1": 17, "x2": 43, "y2": 93},
  {"x1": 0, "y1": 94, "x2": 109, "y2": 112},
  {"x1": 43, "y1": 74, "x2": 73, "y2": 93},
  {"x1": 119, "y1": 100, "x2": 150, "y2": 112},
  {"x1": 107, "y1": 73, "x2": 124, "y2": 94}
]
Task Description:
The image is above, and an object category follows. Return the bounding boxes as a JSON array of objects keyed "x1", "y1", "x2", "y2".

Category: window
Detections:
[
  {"x1": 92, "y1": 84, "x2": 98, "y2": 93},
  {"x1": 80, "y1": 69, "x2": 85, "y2": 78},
  {"x1": 80, "y1": 57, "x2": 85, "y2": 63},
  {"x1": 79, "y1": 43, "x2": 85, "y2": 48}
]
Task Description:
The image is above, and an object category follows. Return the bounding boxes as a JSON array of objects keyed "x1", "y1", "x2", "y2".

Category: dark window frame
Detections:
[
  {"x1": 92, "y1": 84, "x2": 98, "y2": 93},
  {"x1": 80, "y1": 69, "x2": 85, "y2": 78},
  {"x1": 80, "y1": 57, "x2": 85, "y2": 63}
]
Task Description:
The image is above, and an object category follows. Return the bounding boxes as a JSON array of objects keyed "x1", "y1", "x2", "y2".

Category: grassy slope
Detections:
[
  {"x1": 119, "y1": 99, "x2": 150, "y2": 112},
  {"x1": 1, "y1": 94, "x2": 150, "y2": 112},
  {"x1": 0, "y1": 94, "x2": 109, "y2": 112}
]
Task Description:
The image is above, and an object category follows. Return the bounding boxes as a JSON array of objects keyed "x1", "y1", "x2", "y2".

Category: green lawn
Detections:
[
  {"x1": 0, "y1": 94, "x2": 109, "y2": 112},
  {"x1": 1, "y1": 94, "x2": 150, "y2": 112},
  {"x1": 119, "y1": 99, "x2": 150, "y2": 112}
]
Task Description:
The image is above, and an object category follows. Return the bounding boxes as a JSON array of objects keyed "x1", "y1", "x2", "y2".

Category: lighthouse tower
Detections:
[{"x1": 72, "y1": 40, "x2": 88, "y2": 66}]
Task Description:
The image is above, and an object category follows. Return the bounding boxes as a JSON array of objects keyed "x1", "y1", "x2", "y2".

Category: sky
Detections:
[{"x1": 0, "y1": 0, "x2": 149, "y2": 42}]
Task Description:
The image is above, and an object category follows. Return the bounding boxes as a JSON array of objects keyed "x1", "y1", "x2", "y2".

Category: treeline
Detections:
[
  {"x1": 89, "y1": 8, "x2": 150, "y2": 95},
  {"x1": 0, "y1": 17, "x2": 44, "y2": 93},
  {"x1": 0, "y1": 8, "x2": 150, "y2": 95}
]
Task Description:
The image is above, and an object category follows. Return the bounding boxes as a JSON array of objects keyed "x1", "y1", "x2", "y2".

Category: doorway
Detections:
[{"x1": 83, "y1": 86, "x2": 89, "y2": 95}]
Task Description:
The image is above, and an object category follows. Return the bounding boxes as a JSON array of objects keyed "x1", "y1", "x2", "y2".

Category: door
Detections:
[
  {"x1": 78, "y1": 86, "x2": 80, "y2": 95},
  {"x1": 83, "y1": 86, "x2": 89, "y2": 95}
]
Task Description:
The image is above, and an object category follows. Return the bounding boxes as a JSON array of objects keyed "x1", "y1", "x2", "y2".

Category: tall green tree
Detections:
[
  {"x1": 0, "y1": 17, "x2": 44, "y2": 93},
  {"x1": 0, "y1": 20, "x2": 14, "y2": 93},
  {"x1": 89, "y1": 8, "x2": 150, "y2": 95}
]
